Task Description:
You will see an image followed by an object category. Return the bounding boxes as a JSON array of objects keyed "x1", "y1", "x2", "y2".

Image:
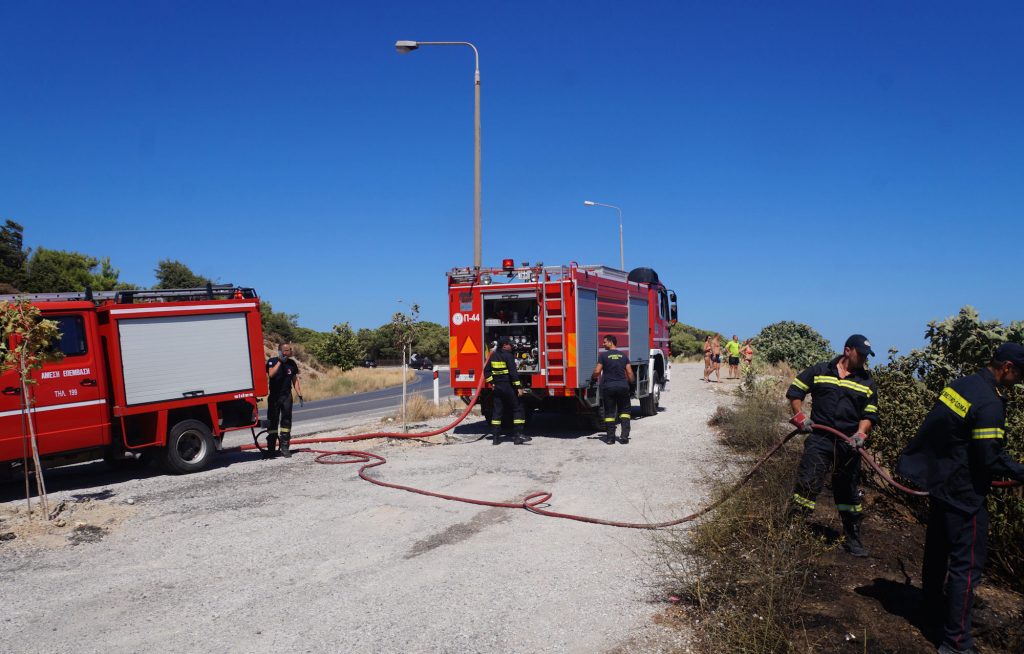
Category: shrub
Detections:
[
  {"x1": 752, "y1": 321, "x2": 835, "y2": 371},
  {"x1": 308, "y1": 322, "x2": 361, "y2": 370}
]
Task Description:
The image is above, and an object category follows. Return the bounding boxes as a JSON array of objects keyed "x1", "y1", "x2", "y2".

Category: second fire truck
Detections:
[{"x1": 447, "y1": 261, "x2": 677, "y2": 426}]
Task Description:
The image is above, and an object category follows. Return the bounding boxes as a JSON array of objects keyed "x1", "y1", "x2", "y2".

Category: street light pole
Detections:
[
  {"x1": 583, "y1": 200, "x2": 625, "y2": 271},
  {"x1": 396, "y1": 40, "x2": 482, "y2": 268}
]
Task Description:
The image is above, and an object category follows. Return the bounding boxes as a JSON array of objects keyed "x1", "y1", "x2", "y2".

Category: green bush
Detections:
[
  {"x1": 308, "y1": 322, "x2": 361, "y2": 370},
  {"x1": 670, "y1": 322, "x2": 716, "y2": 357},
  {"x1": 752, "y1": 321, "x2": 835, "y2": 371},
  {"x1": 870, "y1": 307, "x2": 1024, "y2": 588}
]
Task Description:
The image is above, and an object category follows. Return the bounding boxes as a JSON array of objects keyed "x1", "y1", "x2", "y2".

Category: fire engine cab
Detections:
[
  {"x1": 447, "y1": 261, "x2": 677, "y2": 425},
  {"x1": 0, "y1": 285, "x2": 268, "y2": 479}
]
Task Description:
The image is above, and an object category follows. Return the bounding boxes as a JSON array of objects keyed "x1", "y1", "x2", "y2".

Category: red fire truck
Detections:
[
  {"x1": 0, "y1": 286, "x2": 268, "y2": 478},
  {"x1": 447, "y1": 261, "x2": 677, "y2": 425}
]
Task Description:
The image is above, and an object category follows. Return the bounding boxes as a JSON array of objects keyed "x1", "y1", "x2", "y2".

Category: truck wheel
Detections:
[
  {"x1": 640, "y1": 381, "x2": 661, "y2": 417},
  {"x1": 162, "y1": 419, "x2": 215, "y2": 474}
]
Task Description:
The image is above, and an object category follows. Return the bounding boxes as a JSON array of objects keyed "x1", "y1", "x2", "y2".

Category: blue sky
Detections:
[{"x1": 2, "y1": 2, "x2": 1022, "y2": 356}]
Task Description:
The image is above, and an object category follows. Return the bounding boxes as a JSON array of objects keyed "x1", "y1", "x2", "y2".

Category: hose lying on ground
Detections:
[{"x1": 230, "y1": 359, "x2": 1020, "y2": 529}]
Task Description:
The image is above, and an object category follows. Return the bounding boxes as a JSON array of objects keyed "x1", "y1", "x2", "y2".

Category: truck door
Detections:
[{"x1": 0, "y1": 313, "x2": 109, "y2": 461}]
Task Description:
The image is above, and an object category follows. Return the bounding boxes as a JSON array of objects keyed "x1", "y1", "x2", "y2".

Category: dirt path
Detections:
[{"x1": 0, "y1": 363, "x2": 737, "y2": 654}]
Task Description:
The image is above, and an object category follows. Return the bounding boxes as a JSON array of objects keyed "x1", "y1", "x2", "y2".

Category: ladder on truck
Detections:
[
  {"x1": 540, "y1": 273, "x2": 568, "y2": 388},
  {"x1": 0, "y1": 284, "x2": 257, "y2": 305}
]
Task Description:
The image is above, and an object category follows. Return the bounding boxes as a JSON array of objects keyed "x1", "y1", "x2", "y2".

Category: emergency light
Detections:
[{"x1": 502, "y1": 258, "x2": 515, "y2": 270}]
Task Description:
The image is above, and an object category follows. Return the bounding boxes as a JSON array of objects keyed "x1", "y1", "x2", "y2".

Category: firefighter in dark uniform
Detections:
[
  {"x1": 896, "y1": 342, "x2": 1024, "y2": 654},
  {"x1": 266, "y1": 343, "x2": 302, "y2": 458},
  {"x1": 786, "y1": 334, "x2": 879, "y2": 557},
  {"x1": 484, "y1": 338, "x2": 527, "y2": 445},
  {"x1": 592, "y1": 335, "x2": 635, "y2": 444}
]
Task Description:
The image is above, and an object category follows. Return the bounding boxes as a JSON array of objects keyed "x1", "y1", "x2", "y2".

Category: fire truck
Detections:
[
  {"x1": 0, "y1": 285, "x2": 268, "y2": 479},
  {"x1": 447, "y1": 261, "x2": 677, "y2": 426}
]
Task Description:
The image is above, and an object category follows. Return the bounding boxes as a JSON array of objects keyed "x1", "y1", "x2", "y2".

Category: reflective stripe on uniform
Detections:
[
  {"x1": 836, "y1": 503, "x2": 863, "y2": 513},
  {"x1": 513, "y1": 419, "x2": 526, "y2": 424},
  {"x1": 791, "y1": 378, "x2": 809, "y2": 391},
  {"x1": 814, "y1": 375, "x2": 873, "y2": 397},
  {"x1": 865, "y1": 404, "x2": 878, "y2": 414},
  {"x1": 619, "y1": 413, "x2": 631, "y2": 420},
  {"x1": 939, "y1": 386, "x2": 971, "y2": 418},
  {"x1": 793, "y1": 493, "x2": 816, "y2": 509},
  {"x1": 485, "y1": 376, "x2": 494, "y2": 383},
  {"x1": 280, "y1": 428, "x2": 290, "y2": 434},
  {"x1": 490, "y1": 420, "x2": 502, "y2": 426},
  {"x1": 604, "y1": 417, "x2": 616, "y2": 423},
  {"x1": 972, "y1": 427, "x2": 1005, "y2": 440},
  {"x1": 491, "y1": 361, "x2": 507, "y2": 369}
]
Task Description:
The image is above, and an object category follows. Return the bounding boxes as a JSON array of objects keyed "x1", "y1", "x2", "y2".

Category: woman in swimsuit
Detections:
[{"x1": 703, "y1": 335, "x2": 713, "y2": 382}]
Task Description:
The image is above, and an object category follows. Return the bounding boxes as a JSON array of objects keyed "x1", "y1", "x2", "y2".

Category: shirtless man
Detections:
[{"x1": 710, "y1": 334, "x2": 722, "y2": 383}]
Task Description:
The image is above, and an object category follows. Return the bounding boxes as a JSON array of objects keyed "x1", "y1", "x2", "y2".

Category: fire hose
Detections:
[{"x1": 233, "y1": 359, "x2": 1020, "y2": 529}]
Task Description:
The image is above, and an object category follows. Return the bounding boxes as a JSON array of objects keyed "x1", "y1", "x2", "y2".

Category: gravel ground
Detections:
[{"x1": 0, "y1": 363, "x2": 737, "y2": 654}]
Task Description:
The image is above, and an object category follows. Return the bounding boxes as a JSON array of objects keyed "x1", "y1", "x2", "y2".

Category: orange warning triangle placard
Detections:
[{"x1": 460, "y1": 336, "x2": 479, "y2": 355}]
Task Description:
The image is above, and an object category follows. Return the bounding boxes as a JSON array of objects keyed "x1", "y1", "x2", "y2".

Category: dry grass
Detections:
[
  {"x1": 655, "y1": 371, "x2": 833, "y2": 654},
  {"x1": 302, "y1": 367, "x2": 417, "y2": 401},
  {"x1": 393, "y1": 394, "x2": 463, "y2": 421}
]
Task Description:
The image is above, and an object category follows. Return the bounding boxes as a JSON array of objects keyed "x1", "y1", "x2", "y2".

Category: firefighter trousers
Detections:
[
  {"x1": 490, "y1": 384, "x2": 525, "y2": 436},
  {"x1": 792, "y1": 432, "x2": 862, "y2": 517},
  {"x1": 601, "y1": 384, "x2": 631, "y2": 439},
  {"x1": 922, "y1": 498, "x2": 988, "y2": 652},
  {"x1": 267, "y1": 392, "x2": 293, "y2": 444}
]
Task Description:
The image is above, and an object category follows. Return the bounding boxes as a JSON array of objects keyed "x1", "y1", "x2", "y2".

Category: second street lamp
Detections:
[
  {"x1": 583, "y1": 200, "x2": 625, "y2": 271},
  {"x1": 396, "y1": 39, "x2": 482, "y2": 268}
]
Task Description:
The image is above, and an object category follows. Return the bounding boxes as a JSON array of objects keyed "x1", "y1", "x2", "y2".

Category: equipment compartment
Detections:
[{"x1": 482, "y1": 292, "x2": 540, "y2": 374}]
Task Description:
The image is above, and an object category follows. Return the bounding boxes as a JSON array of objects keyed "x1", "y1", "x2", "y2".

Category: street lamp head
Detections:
[
  {"x1": 583, "y1": 200, "x2": 596, "y2": 206},
  {"x1": 395, "y1": 40, "x2": 419, "y2": 54}
]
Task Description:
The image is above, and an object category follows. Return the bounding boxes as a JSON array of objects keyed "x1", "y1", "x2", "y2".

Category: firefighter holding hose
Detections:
[
  {"x1": 266, "y1": 343, "x2": 303, "y2": 458},
  {"x1": 896, "y1": 342, "x2": 1024, "y2": 654},
  {"x1": 786, "y1": 334, "x2": 879, "y2": 557},
  {"x1": 485, "y1": 338, "x2": 528, "y2": 445}
]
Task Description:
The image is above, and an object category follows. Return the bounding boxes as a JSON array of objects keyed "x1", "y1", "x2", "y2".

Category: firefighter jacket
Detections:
[
  {"x1": 786, "y1": 357, "x2": 879, "y2": 437},
  {"x1": 485, "y1": 349, "x2": 522, "y2": 387},
  {"x1": 896, "y1": 368, "x2": 1024, "y2": 514}
]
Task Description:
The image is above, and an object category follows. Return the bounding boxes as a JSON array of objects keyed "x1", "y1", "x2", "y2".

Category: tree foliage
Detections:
[
  {"x1": 753, "y1": 321, "x2": 835, "y2": 371},
  {"x1": 670, "y1": 322, "x2": 716, "y2": 357},
  {"x1": 0, "y1": 220, "x2": 28, "y2": 292},
  {"x1": 871, "y1": 307, "x2": 1024, "y2": 588},
  {"x1": 308, "y1": 322, "x2": 361, "y2": 370},
  {"x1": 259, "y1": 301, "x2": 299, "y2": 344},
  {"x1": 24, "y1": 248, "x2": 130, "y2": 293},
  {"x1": 154, "y1": 259, "x2": 212, "y2": 289}
]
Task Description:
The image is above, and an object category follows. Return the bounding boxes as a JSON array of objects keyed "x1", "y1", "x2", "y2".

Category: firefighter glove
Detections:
[
  {"x1": 850, "y1": 432, "x2": 867, "y2": 449},
  {"x1": 790, "y1": 411, "x2": 813, "y2": 433}
]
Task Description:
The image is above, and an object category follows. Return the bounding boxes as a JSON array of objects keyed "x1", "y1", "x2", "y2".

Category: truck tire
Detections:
[
  {"x1": 162, "y1": 419, "x2": 215, "y2": 474},
  {"x1": 640, "y1": 378, "x2": 661, "y2": 417}
]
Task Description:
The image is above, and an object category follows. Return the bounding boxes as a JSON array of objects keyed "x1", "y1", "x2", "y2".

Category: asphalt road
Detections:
[{"x1": 258, "y1": 369, "x2": 454, "y2": 436}]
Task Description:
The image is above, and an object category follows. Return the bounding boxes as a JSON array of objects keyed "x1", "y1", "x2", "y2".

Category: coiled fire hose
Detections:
[{"x1": 233, "y1": 360, "x2": 1020, "y2": 530}]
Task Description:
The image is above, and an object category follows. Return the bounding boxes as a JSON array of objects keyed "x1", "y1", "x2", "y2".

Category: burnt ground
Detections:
[{"x1": 792, "y1": 488, "x2": 1024, "y2": 654}]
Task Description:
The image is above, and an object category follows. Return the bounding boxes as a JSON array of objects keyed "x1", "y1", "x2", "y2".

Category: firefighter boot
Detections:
[
  {"x1": 264, "y1": 435, "x2": 278, "y2": 459},
  {"x1": 840, "y1": 512, "x2": 869, "y2": 557},
  {"x1": 513, "y1": 426, "x2": 526, "y2": 445},
  {"x1": 619, "y1": 418, "x2": 631, "y2": 444},
  {"x1": 279, "y1": 437, "x2": 292, "y2": 458},
  {"x1": 604, "y1": 425, "x2": 617, "y2": 444}
]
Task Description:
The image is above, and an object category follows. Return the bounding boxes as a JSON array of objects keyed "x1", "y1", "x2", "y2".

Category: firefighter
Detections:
[
  {"x1": 266, "y1": 343, "x2": 302, "y2": 458},
  {"x1": 592, "y1": 335, "x2": 635, "y2": 444},
  {"x1": 484, "y1": 338, "x2": 527, "y2": 445},
  {"x1": 786, "y1": 334, "x2": 879, "y2": 557},
  {"x1": 895, "y1": 343, "x2": 1024, "y2": 654}
]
